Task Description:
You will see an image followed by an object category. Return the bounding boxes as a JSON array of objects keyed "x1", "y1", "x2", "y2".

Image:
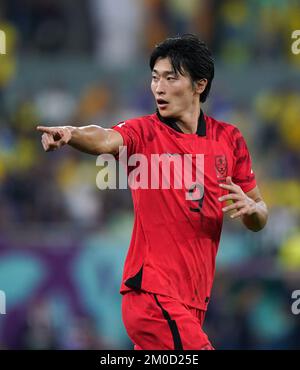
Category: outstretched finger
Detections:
[
  {"x1": 37, "y1": 126, "x2": 55, "y2": 134},
  {"x1": 226, "y1": 176, "x2": 234, "y2": 185},
  {"x1": 222, "y1": 201, "x2": 244, "y2": 213},
  {"x1": 218, "y1": 193, "x2": 241, "y2": 202},
  {"x1": 230, "y1": 209, "x2": 247, "y2": 219},
  {"x1": 219, "y1": 183, "x2": 236, "y2": 192},
  {"x1": 219, "y1": 176, "x2": 240, "y2": 192}
]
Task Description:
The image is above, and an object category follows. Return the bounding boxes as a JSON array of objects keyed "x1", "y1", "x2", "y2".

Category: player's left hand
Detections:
[{"x1": 218, "y1": 176, "x2": 257, "y2": 219}]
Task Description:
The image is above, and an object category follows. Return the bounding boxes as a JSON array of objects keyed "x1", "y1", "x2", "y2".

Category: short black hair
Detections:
[{"x1": 149, "y1": 34, "x2": 214, "y2": 103}]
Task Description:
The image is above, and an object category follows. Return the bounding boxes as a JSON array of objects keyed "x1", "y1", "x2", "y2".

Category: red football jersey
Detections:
[{"x1": 112, "y1": 111, "x2": 256, "y2": 310}]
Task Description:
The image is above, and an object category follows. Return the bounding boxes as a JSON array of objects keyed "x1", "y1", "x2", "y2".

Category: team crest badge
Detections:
[{"x1": 215, "y1": 155, "x2": 227, "y2": 178}]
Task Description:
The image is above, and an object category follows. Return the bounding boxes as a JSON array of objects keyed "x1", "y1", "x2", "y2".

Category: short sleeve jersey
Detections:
[{"x1": 112, "y1": 111, "x2": 256, "y2": 310}]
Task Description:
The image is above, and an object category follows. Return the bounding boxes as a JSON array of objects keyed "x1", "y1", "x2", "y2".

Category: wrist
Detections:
[
  {"x1": 250, "y1": 199, "x2": 258, "y2": 215},
  {"x1": 66, "y1": 126, "x2": 76, "y2": 144}
]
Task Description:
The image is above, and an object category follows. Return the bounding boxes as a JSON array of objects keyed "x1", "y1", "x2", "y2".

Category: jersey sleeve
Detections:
[
  {"x1": 112, "y1": 119, "x2": 144, "y2": 158},
  {"x1": 232, "y1": 130, "x2": 256, "y2": 193}
]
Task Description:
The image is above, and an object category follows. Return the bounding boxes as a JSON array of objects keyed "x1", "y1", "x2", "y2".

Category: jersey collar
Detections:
[{"x1": 156, "y1": 109, "x2": 206, "y2": 137}]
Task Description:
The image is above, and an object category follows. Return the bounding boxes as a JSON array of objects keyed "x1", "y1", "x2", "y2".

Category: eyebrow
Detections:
[{"x1": 152, "y1": 69, "x2": 176, "y2": 76}]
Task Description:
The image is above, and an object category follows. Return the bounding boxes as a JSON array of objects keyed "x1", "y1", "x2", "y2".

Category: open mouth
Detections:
[{"x1": 156, "y1": 98, "x2": 169, "y2": 109}]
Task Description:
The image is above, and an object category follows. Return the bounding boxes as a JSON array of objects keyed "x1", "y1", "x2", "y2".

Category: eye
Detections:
[
  {"x1": 167, "y1": 76, "x2": 176, "y2": 81},
  {"x1": 152, "y1": 75, "x2": 158, "y2": 81}
]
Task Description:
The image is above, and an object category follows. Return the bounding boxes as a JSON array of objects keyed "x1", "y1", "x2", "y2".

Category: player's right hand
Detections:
[{"x1": 36, "y1": 126, "x2": 72, "y2": 152}]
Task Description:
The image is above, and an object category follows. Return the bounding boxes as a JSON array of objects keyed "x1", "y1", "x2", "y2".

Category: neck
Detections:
[{"x1": 175, "y1": 102, "x2": 201, "y2": 134}]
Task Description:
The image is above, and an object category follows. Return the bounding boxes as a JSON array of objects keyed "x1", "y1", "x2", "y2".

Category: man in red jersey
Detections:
[{"x1": 37, "y1": 35, "x2": 268, "y2": 350}]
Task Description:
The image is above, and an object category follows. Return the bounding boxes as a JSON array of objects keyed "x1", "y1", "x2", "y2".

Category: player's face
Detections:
[{"x1": 151, "y1": 57, "x2": 198, "y2": 119}]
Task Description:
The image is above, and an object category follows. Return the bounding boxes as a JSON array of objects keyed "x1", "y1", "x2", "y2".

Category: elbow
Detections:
[
  {"x1": 248, "y1": 224, "x2": 266, "y2": 232},
  {"x1": 243, "y1": 212, "x2": 268, "y2": 232}
]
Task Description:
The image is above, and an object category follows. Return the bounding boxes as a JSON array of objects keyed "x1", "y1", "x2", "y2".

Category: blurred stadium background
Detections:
[{"x1": 0, "y1": 0, "x2": 300, "y2": 350}]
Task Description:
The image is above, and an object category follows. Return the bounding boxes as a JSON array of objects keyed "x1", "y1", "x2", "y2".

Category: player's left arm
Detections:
[{"x1": 219, "y1": 177, "x2": 268, "y2": 232}]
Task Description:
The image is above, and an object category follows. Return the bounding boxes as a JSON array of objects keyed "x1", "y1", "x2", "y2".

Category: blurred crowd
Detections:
[{"x1": 0, "y1": 0, "x2": 300, "y2": 350}]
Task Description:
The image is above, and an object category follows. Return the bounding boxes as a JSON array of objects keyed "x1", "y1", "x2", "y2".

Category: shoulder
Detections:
[
  {"x1": 115, "y1": 114, "x2": 157, "y2": 128},
  {"x1": 205, "y1": 113, "x2": 246, "y2": 146},
  {"x1": 114, "y1": 113, "x2": 159, "y2": 136},
  {"x1": 112, "y1": 114, "x2": 158, "y2": 145}
]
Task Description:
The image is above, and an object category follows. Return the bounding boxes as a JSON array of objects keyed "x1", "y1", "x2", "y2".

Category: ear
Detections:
[{"x1": 194, "y1": 79, "x2": 208, "y2": 95}]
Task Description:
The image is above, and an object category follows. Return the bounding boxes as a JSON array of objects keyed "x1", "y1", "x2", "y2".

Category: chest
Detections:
[{"x1": 144, "y1": 130, "x2": 235, "y2": 184}]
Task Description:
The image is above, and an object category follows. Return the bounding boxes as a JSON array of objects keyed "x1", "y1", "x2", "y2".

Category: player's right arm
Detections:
[{"x1": 36, "y1": 125, "x2": 123, "y2": 155}]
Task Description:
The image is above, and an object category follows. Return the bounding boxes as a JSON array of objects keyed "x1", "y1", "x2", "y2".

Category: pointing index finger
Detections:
[{"x1": 36, "y1": 126, "x2": 54, "y2": 134}]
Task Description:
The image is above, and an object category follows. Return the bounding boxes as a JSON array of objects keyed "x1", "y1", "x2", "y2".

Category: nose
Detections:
[{"x1": 155, "y1": 79, "x2": 166, "y2": 95}]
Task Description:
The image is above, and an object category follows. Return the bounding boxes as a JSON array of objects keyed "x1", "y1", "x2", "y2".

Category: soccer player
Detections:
[{"x1": 37, "y1": 35, "x2": 268, "y2": 350}]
